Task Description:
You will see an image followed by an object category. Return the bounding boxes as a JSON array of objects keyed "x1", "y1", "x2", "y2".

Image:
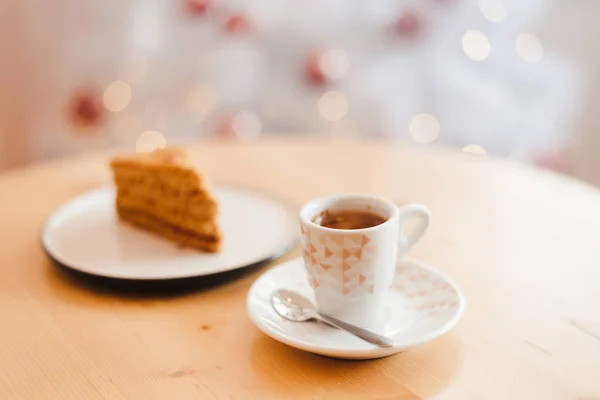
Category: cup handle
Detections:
[{"x1": 397, "y1": 204, "x2": 431, "y2": 254}]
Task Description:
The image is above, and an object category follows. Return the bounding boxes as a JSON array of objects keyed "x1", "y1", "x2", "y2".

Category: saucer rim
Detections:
[{"x1": 246, "y1": 256, "x2": 466, "y2": 359}]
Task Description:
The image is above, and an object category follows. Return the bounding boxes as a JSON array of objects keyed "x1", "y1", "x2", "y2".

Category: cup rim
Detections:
[{"x1": 299, "y1": 193, "x2": 398, "y2": 233}]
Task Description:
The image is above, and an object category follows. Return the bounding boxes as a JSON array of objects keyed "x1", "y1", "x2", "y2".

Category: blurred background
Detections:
[{"x1": 2, "y1": 0, "x2": 600, "y2": 186}]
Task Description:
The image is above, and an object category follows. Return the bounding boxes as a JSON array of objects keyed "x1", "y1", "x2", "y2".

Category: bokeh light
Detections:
[
  {"x1": 103, "y1": 81, "x2": 132, "y2": 112},
  {"x1": 463, "y1": 144, "x2": 488, "y2": 155},
  {"x1": 410, "y1": 113, "x2": 440, "y2": 144},
  {"x1": 136, "y1": 130, "x2": 166, "y2": 153},
  {"x1": 318, "y1": 91, "x2": 349, "y2": 122},
  {"x1": 516, "y1": 33, "x2": 543, "y2": 63},
  {"x1": 479, "y1": 0, "x2": 507, "y2": 23},
  {"x1": 232, "y1": 111, "x2": 262, "y2": 139},
  {"x1": 462, "y1": 30, "x2": 491, "y2": 61}
]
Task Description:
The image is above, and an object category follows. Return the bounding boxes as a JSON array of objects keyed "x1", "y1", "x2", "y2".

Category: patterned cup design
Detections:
[{"x1": 301, "y1": 225, "x2": 378, "y2": 295}]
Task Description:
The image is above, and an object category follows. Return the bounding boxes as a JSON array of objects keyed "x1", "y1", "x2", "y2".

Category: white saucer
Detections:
[
  {"x1": 247, "y1": 257, "x2": 465, "y2": 359},
  {"x1": 42, "y1": 186, "x2": 297, "y2": 280}
]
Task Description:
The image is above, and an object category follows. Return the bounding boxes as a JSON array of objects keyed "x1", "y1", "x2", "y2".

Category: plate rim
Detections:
[
  {"x1": 41, "y1": 185, "x2": 299, "y2": 281},
  {"x1": 246, "y1": 256, "x2": 466, "y2": 359}
]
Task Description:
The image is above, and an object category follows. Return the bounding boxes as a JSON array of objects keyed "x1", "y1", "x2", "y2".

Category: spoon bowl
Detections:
[{"x1": 271, "y1": 289, "x2": 317, "y2": 322}]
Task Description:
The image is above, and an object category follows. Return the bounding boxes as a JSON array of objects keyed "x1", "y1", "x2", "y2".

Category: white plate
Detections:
[
  {"x1": 42, "y1": 186, "x2": 297, "y2": 280},
  {"x1": 247, "y1": 257, "x2": 465, "y2": 359}
]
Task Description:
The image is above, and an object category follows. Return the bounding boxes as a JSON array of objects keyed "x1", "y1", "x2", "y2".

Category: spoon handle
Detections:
[{"x1": 315, "y1": 313, "x2": 394, "y2": 348}]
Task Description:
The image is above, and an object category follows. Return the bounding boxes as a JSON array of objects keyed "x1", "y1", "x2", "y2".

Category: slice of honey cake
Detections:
[{"x1": 109, "y1": 147, "x2": 221, "y2": 252}]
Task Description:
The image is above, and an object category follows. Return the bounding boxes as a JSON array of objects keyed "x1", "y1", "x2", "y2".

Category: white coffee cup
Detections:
[{"x1": 299, "y1": 194, "x2": 431, "y2": 327}]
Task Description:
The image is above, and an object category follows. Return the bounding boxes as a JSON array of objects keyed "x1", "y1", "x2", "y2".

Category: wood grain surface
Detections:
[{"x1": 0, "y1": 138, "x2": 599, "y2": 400}]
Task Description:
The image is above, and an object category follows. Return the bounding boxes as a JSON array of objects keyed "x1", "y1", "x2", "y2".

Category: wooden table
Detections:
[{"x1": 1, "y1": 138, "x2": 600, "y2": 400}]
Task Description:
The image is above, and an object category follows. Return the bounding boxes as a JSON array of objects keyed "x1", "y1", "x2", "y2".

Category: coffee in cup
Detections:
[{"x1": 312, "y1": 209, "x2": 387, "y2": 230}]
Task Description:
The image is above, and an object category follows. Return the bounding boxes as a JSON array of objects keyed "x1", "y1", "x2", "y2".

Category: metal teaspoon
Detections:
[{"x1": 271, "y1": 289, "x2": 394, "y2": 348}]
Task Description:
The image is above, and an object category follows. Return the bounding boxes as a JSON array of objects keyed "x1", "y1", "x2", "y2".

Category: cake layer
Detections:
[
  {"x1": 111, "y1": 164, "x2": 214, "y2": 198},
  {"x1": 112, "y1": 164, "x2": 217, "y2": 205},
  {"x1": 118, "y1": 209, "x2": 221, "y2": 253},
  {"x1": 116, "y1": 197, "x2": 219, "y2": 237},
  {"x1": 116, "y1": 194, "x2": 216, "y2": 221}
]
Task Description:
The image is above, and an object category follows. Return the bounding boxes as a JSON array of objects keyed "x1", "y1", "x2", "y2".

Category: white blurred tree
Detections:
[{"x1": 3, "y1": 0, "x2": 579, "y2": 168}]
